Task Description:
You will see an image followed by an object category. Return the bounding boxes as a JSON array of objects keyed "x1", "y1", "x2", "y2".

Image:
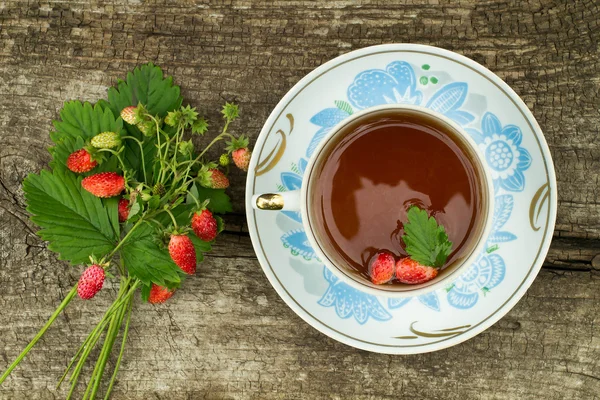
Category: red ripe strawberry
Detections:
[
  {"x1": 191, "y1": 209, "x2": 218, "y2": 242},
  {"x1": 148, "y1": 284, "x2": 175, "y2": 304},
  {"x1": 208, "y1": 169, "x2": 229, "y2": 189},
  {"x1": 77, "y1": 264, "x2": 105, "y2": 300},
  {"x1": 232, "y1": 148, "x2": 251, "y2": 171},
  {"x1": 369, "y1": 252, "x2": 395, "y2": 285},
  {"x1": 67, "y1": 149, "x2": 97, "y2": 173},
  {"x1": 120, "y1": 106, "x2": 138, "y2": 125},
  {"x1": 395, "y1": 258, "x2": 438, "y2": 285},
  {"x1": 118, "y1": 198, "x2": 130, "y2": 222},
  {"x1": 81, "y1": 172, "x2": 125, "y2": 198},
  {"x1": 168, "y1": 234, "x2": 197, "y2": 274}
]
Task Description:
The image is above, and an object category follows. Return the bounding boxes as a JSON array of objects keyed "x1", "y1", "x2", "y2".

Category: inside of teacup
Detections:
[{"x1": 305, "y1": 106, "x2": 491, "y2": 293}]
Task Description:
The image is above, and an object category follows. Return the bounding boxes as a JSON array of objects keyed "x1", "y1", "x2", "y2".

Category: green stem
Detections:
[
  {"x1": 122, "y1": 136, "x2": 147, "y2": 183},
  {"x1": 57, "y1": 277, "x2": 132, "y2": 389},
  {"x1": 0, "y1": 286, "x2": 78, "y2": 385},
  {"x1": 98, "y1": 149, "x2": 127, "y2": 173},
  {"x1": 107, "y1": 218, "x2": 144, "y2": 259},
  {"x1": 187, "y1": 190, "x2": 201, "y2": 209},
  {"x1": 164, "y1": 208, "x2": 178, "y2": 229},
  {"x1": 87, "y1": 294, "x2": 128, "y2": 400},
  {"x1": 103, "y1": 296, "x2": 133, "y2": 400},
  {"x1": 65, "y1": 279, "x2": 130, "y2": 399}
]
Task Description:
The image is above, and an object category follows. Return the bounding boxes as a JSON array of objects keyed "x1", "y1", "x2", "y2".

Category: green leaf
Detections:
[
  {"x1": 195, "y1": 186, "x2": 233, "y2": 214},
  {"x1": 334, "y1": 100, "x2": 353, "y2": 115},
  {"x1": 401, "y1": 206, "x2": 453, "y2": 268},
  {"x1": 106, "y1": 63, "x2": 183, "y2": 119},
  {"x1": 50, "y1": 101, "x2": 123, "y2": 145},
  {"x1": 48, "y1": 101, "x2": 123, "y2": 174},
  {"x1": 23, "y1": 169, "x2": 119, "y2": 264},
  {"x1": 120, "y1": 227, "x2": 183, "y2": 287},
  {"x1": 215, "y1": 215, "x2": 225, "y2": 234},
  {"x1": 127, "y1": 200, "x2": 141, "y2": 220},
  {"x1": 104, "y1": 63, "x2": 182, "y2": 183},
  {"x1": 140, "y1": 283, "x2": 151, "y2": 302}
]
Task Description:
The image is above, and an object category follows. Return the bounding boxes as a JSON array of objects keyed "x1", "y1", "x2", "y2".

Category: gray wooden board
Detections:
[{"x1": 0, "y1": 0, "x2": 599, "y2": 398}]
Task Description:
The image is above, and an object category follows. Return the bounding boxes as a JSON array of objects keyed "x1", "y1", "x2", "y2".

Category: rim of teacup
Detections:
[{"x1": 300, "y1": 103, "x2": 496, "y2": 298}]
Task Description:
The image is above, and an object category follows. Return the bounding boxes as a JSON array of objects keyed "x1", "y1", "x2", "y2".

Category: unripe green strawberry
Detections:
[
  {"x1": 137, "y1": 120, "x2": 156, "y2": 136},
  {"x1": 219, "y1": 153, "x2": 229, "y2": 166},
  {"x1": 82, "y1": 172, "x2": 125, "y2": 198},
  {"x1": 91, "y1": 131, "x2": 121, "y2": 149},
  {"x1": 67, "y1": 149, "x2": 98, "y2": 173},
  {"x1": 120, "y1": 106, "x2": 139, "y2": 125},
  {"x1": 153, "y1": 182, "x2": 165, "y2": 196}
]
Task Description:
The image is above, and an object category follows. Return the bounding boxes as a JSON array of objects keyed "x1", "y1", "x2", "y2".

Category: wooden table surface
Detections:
[{"x1": 1, "y1": 1, "x2": 599, "y2": 399}]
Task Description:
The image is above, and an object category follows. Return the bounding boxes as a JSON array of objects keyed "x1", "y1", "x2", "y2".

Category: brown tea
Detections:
[{"x1": 308, "y1": 109, "x2": 483, "y2": 283}]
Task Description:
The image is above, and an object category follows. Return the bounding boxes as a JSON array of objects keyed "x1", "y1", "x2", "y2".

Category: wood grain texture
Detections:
[{"x1": 0, "y1": 0, "x2": 599, "y2": 399}]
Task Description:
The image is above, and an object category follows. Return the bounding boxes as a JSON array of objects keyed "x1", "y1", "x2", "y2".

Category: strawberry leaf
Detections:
[
  {"x1": 192, "y1": 186, "x2": 233, "y2": 214},
  {"x1": 120, "y1": 227, "x2": 183, "y2": 287},
  {"x1": 49, "y1": 101, "x2": 123, "y2": 174},
  {"x1": 401, "y1": 206, "x2": 453, "y2": 268},
  {"x1": 105, "y1": 63, "x2": 183, "y2": 182},
  {"x1": 23, "y1": 169, "x2": 120, "y2": 264},
  {"x1": 50, "y1": 101, "x2": 123, "y2": 145}
]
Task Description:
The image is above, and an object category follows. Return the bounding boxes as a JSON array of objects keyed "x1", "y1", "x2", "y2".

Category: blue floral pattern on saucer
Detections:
[
  {"x1": 466, "y1": 113, "x2": 532, "y2": 192},
  {"x1": 277, "y1": 60, "x2": 527, "y2": 323},
  {"x1": 318, "y1": 267, "x2": 392, "y2": 324}
]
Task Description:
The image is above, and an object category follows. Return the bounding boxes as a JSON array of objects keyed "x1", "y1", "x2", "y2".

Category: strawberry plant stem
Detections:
[
  {"x1": 58, "y1": 277, "x2": 133, "y2": 389},
  {"x1": 107, "y1": 218, "x2": 144, "y2": 259},
  {"x1": 0, "y1": 285, "x2": 78, "y2": 385},
  {"x1": 88, "y1": 294, "x2": 128, "y2": 400},
  {"x1": 103, "y1": 297, "x2": 133, "y2": 400},
  {"x1": 121, "y1": 136, "x2": 147, "y2": 182}
]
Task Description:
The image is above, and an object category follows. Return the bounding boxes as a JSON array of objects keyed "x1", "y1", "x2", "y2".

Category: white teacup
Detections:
[{"x1": 252, "y1": 104, "x2": 494, "y2": 298}]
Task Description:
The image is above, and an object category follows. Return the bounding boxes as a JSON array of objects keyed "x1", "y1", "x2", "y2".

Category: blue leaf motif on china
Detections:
[
  {"x1": 388, "y1": 291, "x2": 441, "y2": 312},
  {"x1": 318, "y1": 267, "x2": 392, "y2": 325},
  {"x1": 446, "y1": 194, "x2": 516, "y2": 309},
  {"x1": 346, "y1": 61, "x2": 474, "y2": 126}
]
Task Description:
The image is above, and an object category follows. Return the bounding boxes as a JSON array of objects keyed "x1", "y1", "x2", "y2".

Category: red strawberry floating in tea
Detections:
[
  {"x1": 368, "y1": 251, "x2": 395, "y2": 285},
  {"x1": 395, "y1": 257, "x2": 439, "y2": 284},
  {"x1": 368, "y1": 206, "x2": 452, "y2": 285}
]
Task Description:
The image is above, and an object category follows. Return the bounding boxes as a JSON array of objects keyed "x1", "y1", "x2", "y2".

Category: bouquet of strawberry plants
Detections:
[{"x1": 0, "y1": 63, "x2": 252, "y2": 399}]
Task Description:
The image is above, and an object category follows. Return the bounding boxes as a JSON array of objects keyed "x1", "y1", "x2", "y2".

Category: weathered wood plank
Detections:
[{"x1": 0, "y1": 0, "x2": 599, "y2": 399}]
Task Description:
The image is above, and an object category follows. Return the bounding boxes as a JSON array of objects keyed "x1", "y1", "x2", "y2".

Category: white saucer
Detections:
[{"x1": 245, "y1": 44, "x2": 557, "y2": 354}]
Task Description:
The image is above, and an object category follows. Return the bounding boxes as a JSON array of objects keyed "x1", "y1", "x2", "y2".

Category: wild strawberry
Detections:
[
  {"x1": 395, "y1": 258, "x2": 438, "y2": 285},
  {"x1": 208, "y1": 169, "x2": 229, "y2": 189},
  {"x1": 191, "y1": 209, "x2": 218, "y2": 242},
  {"x1": 120, "y1": 106, "x2": 138, "y2": 125},
  {"x1": 67, "y1": 149, "x2": 98, "y2": 173},
  {"x1": 90, "y1": 131, "x2": 121, "y2": 149},
  {"x1": 168, "y1": 234, "x2": 197, "y2": 274},
  {"x1": 368, "y1": 251, "x2": 395, "y2": 285},
  {"x1": 118, "y1": 198, "x2": 130, "y2": 222},
  {"x1": 219, "y1": 153, "x2": 229, "y2": 166},
  {"x1": 148, "y1": 284, "x2": 175, "y2": 304},
  {"x1": 77, "y1": 264, "x2": 105, "y2": 300},
  {"x1": 82, "y1": 172, "x2": 125, "y2": 198},
  {"x1": 232, "y1": 148, "x2": 251, "y2": 171},
  {"x1": 225, "y1": 135, "x2": 251, "y2": 171}
]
